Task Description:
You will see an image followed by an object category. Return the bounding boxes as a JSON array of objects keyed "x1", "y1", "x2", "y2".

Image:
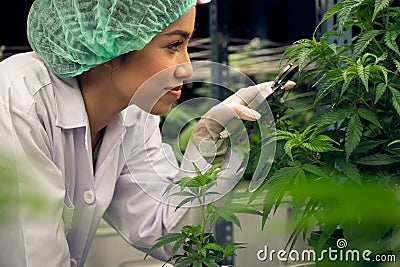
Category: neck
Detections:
[{"x1": 77, "y1": 66, "x2": 127, "y2": 147}]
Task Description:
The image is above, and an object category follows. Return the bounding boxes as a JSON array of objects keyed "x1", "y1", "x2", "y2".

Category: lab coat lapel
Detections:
[
  {"x1": 93, "y1": 114, "x2": 124, "y2": 188},
  {"x1": 50, "y1": 73, "x2": 87, "y2": 129}
]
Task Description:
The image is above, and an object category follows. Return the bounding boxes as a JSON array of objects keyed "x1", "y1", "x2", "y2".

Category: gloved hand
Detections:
[{"x1": 191, "y1": 81, "x2": 295, "y2": 159}]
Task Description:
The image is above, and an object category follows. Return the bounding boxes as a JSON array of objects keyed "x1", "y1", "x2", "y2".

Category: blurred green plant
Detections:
[
  {"x1": 145, "y1": 163, "x2": 261, "y2": 267},
  {"x1": 249, "y1": 0, "x2": 400, "y2": 265},
  {"x1": 0, "y1": 156, "x2": 48, "y2": 222}
]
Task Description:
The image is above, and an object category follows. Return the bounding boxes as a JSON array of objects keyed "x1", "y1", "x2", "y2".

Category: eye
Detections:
[{"x1": 167, "y1": 40, "x2": 184, "y2": 52}]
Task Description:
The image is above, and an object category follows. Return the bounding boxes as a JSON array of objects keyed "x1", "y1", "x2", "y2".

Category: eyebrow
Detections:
[{"x1": 163, "y1": 30, "x2": 193, "y2": 39}]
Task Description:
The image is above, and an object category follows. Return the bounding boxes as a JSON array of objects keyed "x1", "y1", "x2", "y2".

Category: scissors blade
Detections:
[{"x1": 271, "y1": 63, "x2": 293, "y2": 90}]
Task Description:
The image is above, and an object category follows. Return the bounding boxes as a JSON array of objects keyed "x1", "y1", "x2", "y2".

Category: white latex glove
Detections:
[{"x1": 191, "y1": 81, "x2": 295, "y2": 158}]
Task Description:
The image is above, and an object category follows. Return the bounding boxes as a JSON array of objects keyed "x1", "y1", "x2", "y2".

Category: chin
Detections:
[{"x1": 150, "y1": 103, "x2": 173, "y2": 115}]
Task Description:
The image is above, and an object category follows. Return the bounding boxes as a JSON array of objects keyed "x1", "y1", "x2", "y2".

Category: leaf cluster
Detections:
[
  {"x1": 249, "y1": 0, "x2": 400, "y2": 257},
  {"x1": 145, "y1": 225, "x2": 245, "y2": 267},
  {"x1": 146, "y1": 163, "x2": 261, "y2": 266}
]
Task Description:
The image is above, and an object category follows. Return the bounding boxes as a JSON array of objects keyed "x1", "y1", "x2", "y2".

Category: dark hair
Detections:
[{"x1": 118, "y1": 51, "x2": 134, "y2": 67}]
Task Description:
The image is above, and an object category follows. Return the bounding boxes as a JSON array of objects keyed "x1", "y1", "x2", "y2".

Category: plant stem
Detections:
[{"x1": 199, "y1": 187, "x2": 207, "y2": 250}]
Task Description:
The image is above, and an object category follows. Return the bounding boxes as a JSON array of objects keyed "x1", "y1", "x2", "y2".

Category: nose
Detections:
[{"x1": 174, "y1": 52, "x2": 193, "y2": 79}]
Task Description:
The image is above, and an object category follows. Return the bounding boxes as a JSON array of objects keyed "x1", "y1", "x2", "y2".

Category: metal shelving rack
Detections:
[
  {"x1": 0, "y1": 45, "x2": 31, "y2": 61},
  {"x1": 315, "y1": 0, "x2": 352, "y2": 44}
]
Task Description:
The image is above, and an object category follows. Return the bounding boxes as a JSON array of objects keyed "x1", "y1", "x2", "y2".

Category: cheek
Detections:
[
  {"x1": 116, "y1": 58, "x2": 174, "y2": 112},
  {"x1": 124, "y1": 53, "x2": 169, "y2": 89}
]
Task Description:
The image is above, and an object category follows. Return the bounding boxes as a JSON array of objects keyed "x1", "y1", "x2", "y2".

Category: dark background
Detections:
[{"x1": 1, "y1": 0, "x2": 316, "y2": 47}]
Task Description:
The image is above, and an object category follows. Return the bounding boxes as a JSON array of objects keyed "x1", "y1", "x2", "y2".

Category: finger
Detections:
[
  {"x1": 256, "y1": 81, "x2": 274, "y2": 90},
  {"x1": 231, "y1": 105, "x2": 261, "y2": 121},
  {"x1": 227, "y1": 81, "x2": 273, "y2": 105}
]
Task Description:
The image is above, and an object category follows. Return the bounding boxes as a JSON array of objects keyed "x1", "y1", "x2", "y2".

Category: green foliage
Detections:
[
  {"x1": 250, "y1": 0, "x2": 400, "y2": 262},
  {"x1": 145, "y1": 163, "x2": 260, "y2": 266},
  {"x1": 0, "y1": 157, "x2": 49, "y2": 221}
]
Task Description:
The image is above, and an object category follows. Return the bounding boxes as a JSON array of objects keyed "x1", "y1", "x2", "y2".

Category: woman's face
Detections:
[{"x1": 109, "y1": 6, "x2": 196, "y2": 115}]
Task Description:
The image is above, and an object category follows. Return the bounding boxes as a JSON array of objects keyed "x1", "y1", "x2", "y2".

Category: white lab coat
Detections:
[{"x1": 0, "y1": 52, "x2": 240, "y2": 267}]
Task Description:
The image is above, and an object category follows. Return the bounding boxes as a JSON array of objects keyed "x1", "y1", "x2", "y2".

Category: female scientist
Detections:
[{"x1": 0, "y1": 0, "x2": 289, "y2": 266}]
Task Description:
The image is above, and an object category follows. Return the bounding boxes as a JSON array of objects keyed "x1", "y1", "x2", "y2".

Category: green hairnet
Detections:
[{"x1": 27, "y1": 0, "x2": 197, "y2": 78}]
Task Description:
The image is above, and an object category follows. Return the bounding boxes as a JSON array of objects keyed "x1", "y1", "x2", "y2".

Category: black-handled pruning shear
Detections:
[
  {"x1": 270, "y1": 62, "x2": 299, "y2": 98},
  {"x1": 219, "y1": 62, "x2": 299, "y2": 139}
]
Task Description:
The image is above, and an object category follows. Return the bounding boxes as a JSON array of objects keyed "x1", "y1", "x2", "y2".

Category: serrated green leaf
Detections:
[
  {"x1": 287, "y1": 217, "x2": 311, "y2": 251},
  {"x1": 176, "y1": 177, "x2": 195, "y2": 188},
  {"x1": 389, "y1": 86, "x2": 400, "y2": 116},
  {"x1": 262, "y1": 166, "x2": 302, "y2": 228},
  {"x1": 202, "y1": 259, "x2": 220, "y2": 267},
  {"x1": 302, "y1": 123, "x2": 317, "y2": 137},
  {"x1": 356, "y1": 154, "x2": 400, "y2": 165},
  {"x1": 352, "y1": 140, "x2": 386, "y2": 154},
  {"x1": 301, "y1": 138, "x2": 341, "y2": 153},
  {"x1": 171, "y1": 238, "x2": 186, "y2": 258},
  {"x1": 394, "y1": 59, "x2": 400, "y2": 72},
  {"x1": 345, "y1": 114, "x2": 363, "y2": 160},
  {"x1": 163, "y1": 183, "x2": 176, "y2": 196},
  {"x1": 315, "y1": 74, "x2": 344, "y2": 102},
  {"x1": 336, "y1": 158, "x2": 361, "y2": 185},
  {"x1": 175, "y1": 196, "x2": 197, "y2": 211},
  {"x1": 370, "y1": 65, "x2": 388, "y2": 86},
  {"x1": 276, "y1": 129, "x2": 297, "y2": 138},
  {"x1": 375, "y1": 52, "x2": 388, "y2": 64},
  {"x1": 313, "y1": 2, "x2": 344, "y2": 37},
  {"x1": 193, "y1": 162, "x2": 202, "y2": 177},
  {"x1": 357, "y1": 108, "x2": 382, "y2": 128},
  {"x1": 283, "y1": 41, "x2": 316, "y2": 70},
  {"x1": 373, "y1": 0, "x2": 390, "y2": 20},
  {"x1": 145, "y1": 233, "x2": 184, "y2": 259},
  {"x1": 302, "y1": 164, "x2": 327, "y2": 177},
  {"x1": 375, "y1": 83, "x2": 387, "y2": 104},
  {"x1": 209, "y1": 211, "x2": 219, "y2": 227},
  {"x1": 315, "y1": 106, "x2": 355, "y2": 126},
  {"x1": 317, "y1": 134, "x2": 340, "y2": 145},
  {"x1": 291, "y1": 168, "x2": 308, "y2": 215},
  {"x1": 219, "y1": 212, "x2": 242, "y2": 230},
  {"x1": 341, "y1": 67, "x2": 357, "y2": 97},
  {"x1": 205, "y1": 163, "x2": 223, "y2": 176},
  {"x1": 194, "y1": 174, "x2": 211, "y2": 187},
  {"x1": 223, "y1": 203, "x2": 262, "y2": 216},
  {"x1": 170, "y1": 191, "x2": 197, "y2": 198},
  {"x1": 284, "y1": 139, "x2": 298, "y2": 160},
  {"x1": 384, "y1": 28, "x2": 400, "y2": 55},
  {"x1": 353, "y1": 30, "x2": 382, "y2": 58},
  {"x1": 188, "y1": 186, "x2": 200, "y2": 196},
  {"x1": 182, "y1": 224, "x2": 201, "y2": 236},
  {"x1": 203, "y1": 243, "x2": 225, "y2": 252},
  {"x1": 338, "y1": 0, "x2": 364, "y2": 30},
  {"x1": 357, "y1": 59, "x2": 371, "y2": 91}
]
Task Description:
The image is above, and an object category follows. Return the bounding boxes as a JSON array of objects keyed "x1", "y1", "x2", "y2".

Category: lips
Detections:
[
  {"x1": 165, "y1": 84, "x2": 183, "y2": 91},
  {"x1": 164, "y1": 84, "x2": 183, "y2": 99}
]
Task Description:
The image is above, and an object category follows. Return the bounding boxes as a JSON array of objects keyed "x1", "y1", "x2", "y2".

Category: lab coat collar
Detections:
[
  {"x1": 50, "y1": 71, "x2": 142, "y2": 129},
  {"x1": 50, "y1": 72, "x2": 89, "y2": 129},
  {"x1": 121, "y1": 105, "x2": 143, "y2": 128}
]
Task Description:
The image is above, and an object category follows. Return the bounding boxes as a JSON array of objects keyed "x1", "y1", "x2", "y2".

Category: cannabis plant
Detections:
[
  {"x1": 251, "y1": 0, "x2": 400, "y2": 263},
  {"x1": 145, "y1": 163, "x2": 261, "y2": 267}
]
